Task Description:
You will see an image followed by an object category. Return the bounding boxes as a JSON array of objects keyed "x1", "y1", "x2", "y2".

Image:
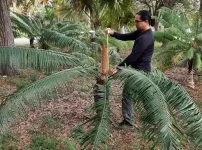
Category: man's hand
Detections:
[
  {"x1": 104, "y1": 28, "x2": 114, "y2": 35},
  {"x1": 109, "y1": 68, "x2": 118, "y2": 76}
]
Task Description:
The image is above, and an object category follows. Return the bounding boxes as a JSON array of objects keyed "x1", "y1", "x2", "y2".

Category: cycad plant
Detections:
[
  {"x1": 11, "y1": 11, "x2": 130, "y2": 55},
  {"x1": 11, "y1": 12, "x2": 89, "y2": 50},
  {"x1": 154, "y1": 7, "x2": 202, "y2": 88},
  {"x1": 1, "y1": 36, "x2": 202, "y2": 149}
]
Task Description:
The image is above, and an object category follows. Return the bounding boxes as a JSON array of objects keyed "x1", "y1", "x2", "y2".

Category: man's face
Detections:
[{"x1": 135, "y1": 15, "x2": 148, "y2": 31}]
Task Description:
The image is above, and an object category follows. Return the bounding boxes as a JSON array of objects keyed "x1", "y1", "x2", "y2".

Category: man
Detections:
[{"x1": 105, "y1": 10, "x2": 155, "y2": 130}]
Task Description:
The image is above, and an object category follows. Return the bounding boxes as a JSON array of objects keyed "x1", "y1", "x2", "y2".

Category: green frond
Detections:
[
  {"x1": 0, "y1": 66, "x2": 96, "y2": 132},
  {"x1": 71, "y1": 52, "x2": 96, "y2": 66},
  {"x1": 166, "y1": 40, "x2": 188, "y2": 50},
  {"x1": 186, "y1": 48, "x2": 195, "y2": 60},
  {"x1": 193, "y1": 53, "x2": 202, "y2": 70},
  {"x1": 11, "y1": 12, "x2": 42, "y2": 37},
  {"x1": 59, "y1": 23, "x2": 83, "y2": 33},
  {"x1": 109, "y1": 47, "x2": 121, "y2": 66},
  {"x1": 63, "y1": 30, "x2": 84, "y2": 37},
  {"x1": 114, "y1": 67, "x2": 181, "y2": 149},
  {"x1": 153, "y1": 49, "x2": 175, "y2": 69},
  {"x1": 80, "y1": 78, "x2": 111, "y2": 150},
  {"x1": 11, "y1": 12, "x2": 35, "y2": 37},
  {"x1": 165, "y1": 27, "x2": 189, "y2": 41},
  {"x1": 154, "y1": 32, "x2": 174, "y2": 43},
  {"x1": 148, "y1": 69, "x2": 202, "y2": 147},
  {"x1": 158, "y1": 7, "x2": 189, "y2": 32},
  {"x1": 195, "y1": 33, "x2": 202, "y2": 41},
  {"x1": 0, "y1": 47, "x2": 81, "y2": 72},
  {"x1": 41, "y1": 29, "x2": 88, "y2": 52}
]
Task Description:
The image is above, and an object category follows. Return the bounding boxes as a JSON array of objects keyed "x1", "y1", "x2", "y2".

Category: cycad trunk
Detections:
[
  {"x1": 188, "y1": 70, "x2": 195, "y2": 89},
  {"x1": 101, "y1": 45, "x2": 109, "y2": 80},
  {"x1": 200, "y1": 0, "x2": 202, "y2": 15},
  {"x1": 0, "y1": 0, "x2": 19, "y2": 75}
]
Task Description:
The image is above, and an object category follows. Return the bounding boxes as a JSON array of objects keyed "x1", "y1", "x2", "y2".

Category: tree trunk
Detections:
[
  {"x1": 0, "y1": 0, "x2": 19, "y2": 75},
  {"x1": 0, "y1": 0, "x2": 14, "y2": 46},
  {"x1": 30, "y1": 37, "x2": 35, "y2": 48},
  {"x1": 200, "y1": 0, "x2": 202, "y2": 15},
  {"x1": 163, "y1": 0, "x2": 173, "y2": 8}
]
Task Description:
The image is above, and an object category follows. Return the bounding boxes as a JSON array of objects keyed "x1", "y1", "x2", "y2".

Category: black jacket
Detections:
[{"x1": 111, "y1": 29, "x2": 154, "y2": 72}]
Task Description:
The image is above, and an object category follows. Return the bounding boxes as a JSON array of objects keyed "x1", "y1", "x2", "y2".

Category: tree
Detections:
[
  {"x1": 0, "y1": 0, "x2": 14, "y2": 47},
  {"x1": 57, "y1": 0, "x2": 135, "y2": 30},
  {"x1": 0, "y1": 0, "x2": 20, "y2": 75},
  {"x1": 163, "y1": 0, "x2": 173, "y2": 8}
]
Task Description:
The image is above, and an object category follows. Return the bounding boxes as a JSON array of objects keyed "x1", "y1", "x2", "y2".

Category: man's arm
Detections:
[
  {"x1": 110, "y1": 30, "x2": 140, "y2": 41},
  {"x1": 119, "y1": 36, "x2": 149, "y2": 66}
]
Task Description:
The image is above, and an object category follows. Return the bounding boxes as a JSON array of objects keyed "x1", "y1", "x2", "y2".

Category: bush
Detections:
[
  {"x1": 0, "y1": 132, "x2": 18, "y2": 150},
  {"x1": 16, "y1": 81, "x2": 27, "y2": 90},
  {"x1": 30, "y1": 136, "x2": 59, "y2": 150},
  {"x1": 30, "y1": 136, "x2": 76, "y2": 150},
  {"x1": 29, "y1": 73, "x2": 39, "y2": 82},
  {"x1": 19, "y1": 71, "x2": 26, "y2": 78}
]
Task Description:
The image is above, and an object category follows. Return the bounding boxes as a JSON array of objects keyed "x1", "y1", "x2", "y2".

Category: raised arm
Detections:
[
  {"x1": 105, "y1": 28, "x2": 140, "y2": 41},
  {"x1": 111, "y1": 31, "x2": 140, "y2": 41}
]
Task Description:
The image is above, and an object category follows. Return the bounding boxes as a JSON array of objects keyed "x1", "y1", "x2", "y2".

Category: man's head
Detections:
[{"x1": 135, "y1": 10, "x2": 154, "y2": 31}]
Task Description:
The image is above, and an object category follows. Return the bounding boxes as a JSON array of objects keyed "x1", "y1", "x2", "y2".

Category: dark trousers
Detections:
[{"x1": 122, "y1": 85, "x2": 134, "y2": 125}]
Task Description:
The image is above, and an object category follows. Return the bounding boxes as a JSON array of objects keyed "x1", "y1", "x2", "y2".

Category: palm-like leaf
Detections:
[
  {"x1": 0, "y1": 47, "x2": 85, "y2": 72},
  {"x1": 80, "y1": 78, "x2": 111, "y2": 150},
  {"x1": 0, "y1": 66, "x2": 96, "y2": 132},
  {"x1": 11, "y1": 12, "x2": 90, "y2": 52},
  {"x1": 1, "y1": 46, "x2": 202, "y2": 149},
  {"x1": 154, "y1": 8, "x2": 202, "y2": 70},
  {"x1": 41, "y1": 29, "x2": 88, "y2": 52},
  {"x1": 114, "y1": 67, "x2": 181, "y2": 149},
  {"x1": 11, "y1": 12, "x2": 42, "y2": 37},
  {"x1": 148, "y1": 69, "x2": 202, "y2": 146}
]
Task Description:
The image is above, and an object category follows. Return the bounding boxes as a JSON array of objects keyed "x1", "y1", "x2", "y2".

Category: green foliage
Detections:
[
  {"x1": 193, "y1": 53, "x2": 202, "y2": 70},
  {"x1": 0, "y1": 47, "x2": 82, "y2": 73},
  {"x1": 19, "y1": 71, "x2": 27, "y2": 78},
  {"x1": 64, "y1": 139, "x2": 76, "y2": 150},
  {"x1": 154, "y1": 8, "x2": 202, "y2": 71},
  {"x1": 30, "y1": 136, "x2": 59, "y2": 150},
  {"x1": 41, "y1": 114, "x2": 62, "y2": 129},
  {"x1": 0, "y1": 65, "x2": 96, "y2": 132},
  {"x1": 16, "y1": 80, "x2": 28, "y2": 91},
  {"x1": 114, "y1": 68, "x2": 181, "y2": 149},
  {"x1": 147, "y1": 69, "x2": 202, "y2": 147},
  {"x1": 70, "y1": 125, "x2": 85, "y2": 144},
  {"x1": 0, "y1": 132, "x2": 18, "y2": 150},
  {"x1": 1, "y1": 44, "x2": 202, "y2": 149},
  {"x1": 0, "y1": 88, "x2": 8, "y2": 100},
  {"x1": 57, "y1": 0, "x2": 135, "y2": 29},
  {"x1": 29, "y1": 72, "x2": 39, "y2": 82},
  {"x1": 28, "y1": 135, "x2": 76, "y2": 150},
  {"x1": 77, "y1": 78, "x2": 111, "y2": 150}
]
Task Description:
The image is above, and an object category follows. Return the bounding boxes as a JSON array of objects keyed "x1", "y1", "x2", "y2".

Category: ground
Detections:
[{"x1": 0, "y1": 66, "x2": 202, "y2": 149}]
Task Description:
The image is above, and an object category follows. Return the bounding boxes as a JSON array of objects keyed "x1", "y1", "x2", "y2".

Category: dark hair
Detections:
[{"x1": 136, "y1": 10, "x2": 155, "y2": 27}]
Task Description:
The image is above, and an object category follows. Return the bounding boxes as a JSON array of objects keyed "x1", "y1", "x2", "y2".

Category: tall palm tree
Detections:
[
  {"x1": 57, "y1": 0, "x2": 135, "y2": 30},
  {"x1": 1, "y1": 43, "x2": 202, "y2": 149},
  {"x1": 154, "y1": 7, "x2": 202, "y2": 88}
]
